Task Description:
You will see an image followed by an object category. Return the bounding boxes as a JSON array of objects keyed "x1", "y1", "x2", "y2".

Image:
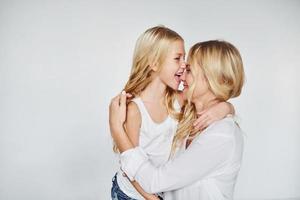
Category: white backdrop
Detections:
[{"x1": 1, "y1": 0, "x2": 299, "y2": 200}]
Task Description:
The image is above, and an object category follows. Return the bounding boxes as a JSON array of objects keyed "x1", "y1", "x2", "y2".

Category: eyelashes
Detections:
[{"x1": 186, "y1": 66, "x2": 191, "y2": 73}]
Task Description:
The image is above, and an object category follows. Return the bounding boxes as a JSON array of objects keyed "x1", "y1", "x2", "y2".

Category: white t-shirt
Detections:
[
  {"x1": 116, "y1": 97, "x2": 180, "y2": 199},
  {"x1": 120, "y1": 117, "x2": 244, "y2": 200}
]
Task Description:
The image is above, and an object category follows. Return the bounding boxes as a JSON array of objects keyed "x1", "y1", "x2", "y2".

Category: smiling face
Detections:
[
  {"x1": 180, "y1": 40, "x2": 245, "y2": 104},
  {"x1": 180, "y1": 59, "x2": 211, "y2": 103},
  {"x1": 157, "y1": 40, "x2": 186, "y2": 90}
]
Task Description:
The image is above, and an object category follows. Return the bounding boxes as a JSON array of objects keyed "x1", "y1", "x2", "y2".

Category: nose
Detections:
[
  {"x1": 176, "y1": 62, "x2": 186, "y2": 75},
  {"x1": 180, "y1": 61, "x2": 186, "y2": 70}
]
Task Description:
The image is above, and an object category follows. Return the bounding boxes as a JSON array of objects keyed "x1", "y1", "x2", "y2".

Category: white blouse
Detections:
[{"x1": 120, "y1": 117, "x2": 244, "y2": 200}]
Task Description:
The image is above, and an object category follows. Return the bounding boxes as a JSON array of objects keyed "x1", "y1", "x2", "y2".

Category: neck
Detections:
[
  {"x1": 193, "y1": 92, "x2": 219, "y2": 113},
  {"x1": 140, "y1": 76, "x2": 167, "y2": 104}
]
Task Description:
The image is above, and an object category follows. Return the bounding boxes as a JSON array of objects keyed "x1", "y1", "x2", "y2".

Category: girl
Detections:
[
  {"x1": 111, "y1": 28, "x2": 233, "y2": 200},
  {"x1": 109, "y1": 40, "x2": 245, "y2": 200}
]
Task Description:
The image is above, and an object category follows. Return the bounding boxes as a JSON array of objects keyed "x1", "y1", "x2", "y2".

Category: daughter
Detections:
[{"x1": 111, "y1": 26, "x2": 233, "y2": 200}]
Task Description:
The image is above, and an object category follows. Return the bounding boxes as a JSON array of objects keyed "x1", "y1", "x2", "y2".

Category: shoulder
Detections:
[
  {"x1": 203, "y1": 117, "x2": 239, "y2": 138},
  {"x1": 193, "y1": 118, "x2": 238, "y2": 147},
  {"x1": 127, "y1": 101, "x2": 141, "y2": 121},
  {"x1": 125, "y1": 100, "x2": 142, "y2": 132},
  {"x1": 125, "y1": 100, "x2": 142, "y2": 145}
]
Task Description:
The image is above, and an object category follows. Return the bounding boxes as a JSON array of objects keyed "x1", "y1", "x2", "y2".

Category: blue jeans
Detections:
[{"x1": 111, "y1": 174, "x2": 138, "y2": 200}]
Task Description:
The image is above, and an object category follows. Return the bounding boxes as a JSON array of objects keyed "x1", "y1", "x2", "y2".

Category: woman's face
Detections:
[
  {"x1": 158, "y1": 40, "x2": 186, "y2": 90},
  {"x1": 181, "y1": 59, "x2": 210, "y2": 103}
]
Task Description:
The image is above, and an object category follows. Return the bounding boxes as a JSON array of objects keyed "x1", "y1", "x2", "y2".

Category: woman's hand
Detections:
[{"x1": 193, "y1": 102, "x2": 234, "y2": 131}]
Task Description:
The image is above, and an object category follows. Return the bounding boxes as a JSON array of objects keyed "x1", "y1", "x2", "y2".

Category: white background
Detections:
[{"x1": 1, "y1": 0, "x2": 299, "y2": 199}]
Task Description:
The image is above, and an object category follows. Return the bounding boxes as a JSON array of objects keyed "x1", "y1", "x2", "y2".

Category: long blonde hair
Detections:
[
  {"x1": 113, "y1": 26, "x2": 183, "y2": 152},
  {"x1": 171, "y1": 40, "x2": 245, "y2": 153}
]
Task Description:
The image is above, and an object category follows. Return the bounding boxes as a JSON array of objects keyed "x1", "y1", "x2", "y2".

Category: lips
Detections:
[
  {"x1": 174, "y1": 72, "x2": 182, "y2": 83},
  {"x1": 183, "y1": 82, "x2": 188, "y2": 89}
]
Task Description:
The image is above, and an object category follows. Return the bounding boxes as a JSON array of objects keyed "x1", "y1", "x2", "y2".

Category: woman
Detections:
[{"x1": 109, "y1": 40, "x2": 245, "y2": 199}]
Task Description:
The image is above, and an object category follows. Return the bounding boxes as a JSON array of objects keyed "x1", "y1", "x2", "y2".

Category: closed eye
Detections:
[{"x1": 186, "y1": 64, "x2": 191, "y2": 72}]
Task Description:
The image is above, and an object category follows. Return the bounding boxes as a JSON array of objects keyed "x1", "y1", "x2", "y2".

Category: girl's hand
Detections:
[
  {"x1": 193, "y1": 102, "x2": 234, "y2": 131},
  {"x1": 109, "y1": 91, "x2": 131, "y2": 134},
  {"x1": 146, "y1": 195, "x2": 160, "y2": 200}
]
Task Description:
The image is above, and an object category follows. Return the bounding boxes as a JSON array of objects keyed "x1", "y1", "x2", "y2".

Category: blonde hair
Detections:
[
  {"x1": 171, "y1": 40, "x2": 245, "y2": 153},
  {"x1": 113, "y1": 26, "x2": 183, "y2": 152}
]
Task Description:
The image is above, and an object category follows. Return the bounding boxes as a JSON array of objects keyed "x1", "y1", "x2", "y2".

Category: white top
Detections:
[
  {"x1": 120, "y1": 117, "x2": 244, "y2": 200},
  {"x1": 116, "y1": 97, "x2": 180, "y2": 200}
]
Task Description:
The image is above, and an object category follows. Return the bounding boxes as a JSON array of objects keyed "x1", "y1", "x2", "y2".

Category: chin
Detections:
[
  {"x1": 168, "y1": 82, "x2": 180, "y2": 91},
  {"x1": 182, "y1": 88, "x2": 188, "y2": 96},
  {"x1": 170, "y1": 85, "x2": 178, "y2": 90}
]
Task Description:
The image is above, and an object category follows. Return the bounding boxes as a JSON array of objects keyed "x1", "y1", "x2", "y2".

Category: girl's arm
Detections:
[
  {"x1": 121, "y1": 101, "x2": 159, "y2": 200},
  {"x1": 131, "y1": 181, "x2": 160, "y2": 200},
  {"x1": 193, "y1": 101, "x2": 235, "y2": 131},
  {"x1": 175, "y1": 91, "x2": 235, "y2": 131}
]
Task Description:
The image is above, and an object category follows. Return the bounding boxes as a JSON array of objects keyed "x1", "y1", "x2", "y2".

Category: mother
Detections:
[{"x1": 109, "y1": 40, "x2": 245, "y2": 200}]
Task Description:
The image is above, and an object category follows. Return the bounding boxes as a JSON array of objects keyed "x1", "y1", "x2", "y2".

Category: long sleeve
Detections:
[{"x1": 120, "y1": 131, "x2": 234, "y2": 194}]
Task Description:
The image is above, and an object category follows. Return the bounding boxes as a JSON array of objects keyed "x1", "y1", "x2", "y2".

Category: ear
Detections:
[{"x1": 150, "y1": 62, "x2": 159, "y2": 72}]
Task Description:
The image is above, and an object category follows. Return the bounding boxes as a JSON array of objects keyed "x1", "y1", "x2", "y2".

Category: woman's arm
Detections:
[{"x1": 120, "y1": 131, "x2": 233, "y2": 194}]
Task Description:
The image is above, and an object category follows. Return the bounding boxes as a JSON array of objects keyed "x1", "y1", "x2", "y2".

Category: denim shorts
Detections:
[
  {"x1": 111, "y1": 174, "x2": 138, "y2": 200},
  {"x1": 111, "y1": 173, "x2": 163, "y2": 200}
]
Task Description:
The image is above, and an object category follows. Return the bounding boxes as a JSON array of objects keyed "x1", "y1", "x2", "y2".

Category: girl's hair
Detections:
[
  {"x1": 113, "y1": 26, "x2": 183, "y2": 152},
  {"x1": 171, "y1": 40, "x2": 245, "y2": 154}
]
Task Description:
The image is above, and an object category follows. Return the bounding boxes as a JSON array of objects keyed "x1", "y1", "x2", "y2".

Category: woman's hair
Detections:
[
  {"x1": 171, "y1": 40, "x2": 245, "y2": 154},
  {"x1": 113, "y1": 26, "x2": 183, "y2": 152}
]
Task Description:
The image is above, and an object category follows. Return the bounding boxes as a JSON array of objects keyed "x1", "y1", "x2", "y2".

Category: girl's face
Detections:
[
  {"x1": 181, "y1": 60, "x2": 210, "y2": 103},
  {"x1": 158, "y1": 40, "x2": 185, "y2": 90}
]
